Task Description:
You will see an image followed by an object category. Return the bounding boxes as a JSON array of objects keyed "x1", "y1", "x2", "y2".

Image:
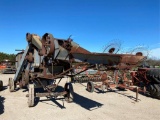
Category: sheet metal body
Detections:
[{"x1": 14, "y1": 32, "x2": 146, "y2": 87}]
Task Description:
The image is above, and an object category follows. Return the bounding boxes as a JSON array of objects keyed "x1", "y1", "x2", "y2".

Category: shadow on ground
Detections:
[
  {"x1": 0, "y1": 96, "x2": 5, "y2": 115},
  {"x1": 36, "y1": 85, "x2": 103, "y2": 110},
  {"x1": 73, "y1": 92, "x2": 103, "y2": 111},
  {"x1": 1, "y1": 86, "x2": 8, "y2": 91},
  {"x1": 113, "y1": 90, "x2": 140, "y2": 101},
  {"x1": 37, "y1": 86, "x2": 66, "y2": 109},
  {"x1": 93, "y1": 87, "x2": 140, "y2": 102}
]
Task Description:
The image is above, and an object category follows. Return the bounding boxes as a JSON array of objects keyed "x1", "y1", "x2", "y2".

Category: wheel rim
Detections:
[
  {"x1": 64, "y1": 83, "x2": 74, "y2": 102},
  {"x1": 87, "y1": 82, "x2": 92, "y2": 92}
]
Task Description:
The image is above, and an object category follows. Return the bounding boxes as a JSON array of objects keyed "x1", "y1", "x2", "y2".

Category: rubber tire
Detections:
[
  {"x1": 146, "y1": 83, "x2": 160, "y2": 99},
  {"x1": 64, "y1": 83, "x2": 74, "y2": 102},
  {"x1": 0, "y1": 80, "x2": 3, "y2": 91},
  {"x1": 87, "y1": 81, "x2": 94, "y2": 93},
  {"x1": 146, "y1": 69, "x2": 160, "y2": 84}
]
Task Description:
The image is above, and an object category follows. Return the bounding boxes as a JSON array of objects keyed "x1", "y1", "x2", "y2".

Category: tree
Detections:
[
  {"x1": 0, "y1": 52, "x2": 16, "y2": 64},
  {"x1": 146, "y1": 58, "x2": 160, "y2": 67}
]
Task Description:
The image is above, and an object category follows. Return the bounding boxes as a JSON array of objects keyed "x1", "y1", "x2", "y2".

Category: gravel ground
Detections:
[{"x1": 0, "y1": 74, "x2": 160, "y2": 120}]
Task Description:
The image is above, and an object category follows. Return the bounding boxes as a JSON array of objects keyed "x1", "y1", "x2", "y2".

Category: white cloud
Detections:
[{"x1": 149, "y1": 48, "x2": 160, "y2": 59}]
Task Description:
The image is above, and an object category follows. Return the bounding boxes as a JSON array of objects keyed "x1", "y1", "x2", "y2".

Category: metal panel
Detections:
[
  {"x1": 33, "y1": 49, "x2": 40, "y2": 67},
  {"x1": 72, "y1": 53, "x2": 121, "y2": 65},
  {"x1": 13, "y1": 46, "x2": 30, "y2": 81}
]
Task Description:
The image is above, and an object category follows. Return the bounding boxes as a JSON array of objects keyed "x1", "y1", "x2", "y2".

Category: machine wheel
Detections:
[
  {"x1": 146, "y1": 83, "x2": 160, "y2": 99},
  {"x1": 146, "y1": 69, "x2": 160, "y2": 84},
  {"x1": 87, "y1": 81, "x2": 94, "y2": 93},
  {"x1": 8, "y1": 78, "x2": 15, "y2": 92},
  {"x1": 28, "y1": 84, "x2": 35, "y2": 107},
  {"x1": 0, "y1": 80, "x2": 3, "y2": 91},
  {"x1": 64, "y1": 83, "x2": 74, "y2": 103}
]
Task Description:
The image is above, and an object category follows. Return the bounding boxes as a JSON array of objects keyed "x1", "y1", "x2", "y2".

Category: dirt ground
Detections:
[{"x1": 0, "y1": 74, "x2": 160, "y2": 120}]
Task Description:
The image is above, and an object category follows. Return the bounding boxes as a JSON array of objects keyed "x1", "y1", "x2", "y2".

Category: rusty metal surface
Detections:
[
  {"x1": 16, "y1": 33, "x2": 146, "y2": 83},
  {"x1": 11, "y1": 32, "x2": 148, "y2": 107},
  {"x1": 72, "y1": 53, "x2": 122, "y2": 65},
  {"x1": 35, "y1": 91, "x2": 67, "y2": 97},
  {"x1": 131, "y1": 68, "x2": 150, "y2": 85},
  {"x1": 72, "y1": 52, "x2": 146, "y2": 68}
]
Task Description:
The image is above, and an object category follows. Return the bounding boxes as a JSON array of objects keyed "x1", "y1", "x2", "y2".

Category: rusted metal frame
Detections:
[
  {"x1": 36, "y1": 65, "x2": 77, "y2": 80},
  {"x1": 106, "y1": 70, "x2": 127, "y2": 89},
  {"x1": 37, "y1": 63, "x2": 92, "y2": 80},
  {"x1": 76, "y1": 71, "x2": 108, "y2": 89},
  {"x1": 122, "y1": 71, "x2": 128, "y2": 81},
  {"x1": 36, "y1": 78, "x2": 52, "y2": 93},
  {"x1": 75, "y1": 69, "x2": 107, "y2": 88},
  {"x1": 26, "y1": 91, "x2": 67, "y2": 98},
  {"x1": 99, "y1": 73, "x2": 114, "y2": 90},
  {"x1": 74, "y1": 76, "x2": 102, "y2": 83},
  {"x1": 114, "y1": 70, "x2": 119, "y2": 87},
  {"x1": 94, "y1": 84, "x2": 103, "y2": 89},
  {"x1": 140, "y1": 70, "x2": 150, "y2": 84},
  {"x1": 56, "y1": 78, "x2": 63, "y2": 87},
  {"x1": 88, "y1": 78, "x2": 110, "y2": 91},
  {"x1": 73, "y1": 65, "x2": 96, "y2": 77},
  {"x1": 132, "y1": 70, "x2": 149, "y2": 86},
  {"x1": 73, "y1": 67, "x2": 102, "y2": 83},
  {"x1": 132, "y1": 74, "x2": 141, "y2": 84},
  {"x1": 117, "y1": 84, "x2": 140, "y2": 102},
  {"x1": 64, "y1": 51, "x2": 70, "y2": 61},
  {"x1": 52, "y1": 62, "x2": 91, "y2": 79},
  {"x1": 121, "y1": 70, "x2": 131, "y2": 87},
  {"x1": 35, "y1": 91, "x2": 67, "y2": 98},
  {"x1": 32, "y1": 78, "x2": 67, "y2": 98},
  {"x1": 129, "y1": 86, "x2": 140, "y2": 102},
  {"x1": 109, "y1": 82, "x2": 137, "y2": 100}
]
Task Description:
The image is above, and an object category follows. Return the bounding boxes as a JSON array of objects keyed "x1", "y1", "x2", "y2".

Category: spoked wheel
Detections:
[
  {"x1": 64, "y1": 83, "x2": 74, "y2": 103},
  {"x1": 87, "y1": 81, "x2": 94, "y2": 93},
  {"x1": 0, "y1": 80, "x2": 3, "y2": 91},
  {"x1": 8, "y1": 78, "x2": 15, "y2": 92},
  {"x1": 28, "y1": 84, "x2": 35, "y2": 107}
]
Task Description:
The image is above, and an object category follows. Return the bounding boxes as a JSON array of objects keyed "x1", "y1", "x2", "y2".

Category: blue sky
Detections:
[{"x1": 0, "y1": 0, "x2": 159, "y2": 58}]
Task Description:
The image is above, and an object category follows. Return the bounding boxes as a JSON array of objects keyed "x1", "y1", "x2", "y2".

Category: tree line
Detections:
[
  {"x1": 0, "y1": 52, "x2": 16, "y2": 63},
  {"x1": 146, "y1": 58, "x2": 160, "y2": 67}
]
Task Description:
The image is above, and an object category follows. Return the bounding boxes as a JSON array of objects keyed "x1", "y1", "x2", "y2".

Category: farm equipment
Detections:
[
  {"x1": 73, "y1": 56, "x2": 147, "y2": 94},
  {"x1": 0, "y1": 59, "x2": 16, "y2": 74},
  {"x1": 74, "y1": 61, "x2": 160, "y2": 100},
  {"x1": 8, "y1": 32, "x2": 146, "y2": 107},
  {"x1": 74, "y1": 68, "x2": 139, "y2": 96},
  {"x1": 131, "y1": 68, "x2": 160, "y2": 99}
]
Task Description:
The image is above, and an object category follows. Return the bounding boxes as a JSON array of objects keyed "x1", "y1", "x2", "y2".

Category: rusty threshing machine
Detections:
[{"x1": 8, "y1": 33, "x2": 146, "y2": 107}]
